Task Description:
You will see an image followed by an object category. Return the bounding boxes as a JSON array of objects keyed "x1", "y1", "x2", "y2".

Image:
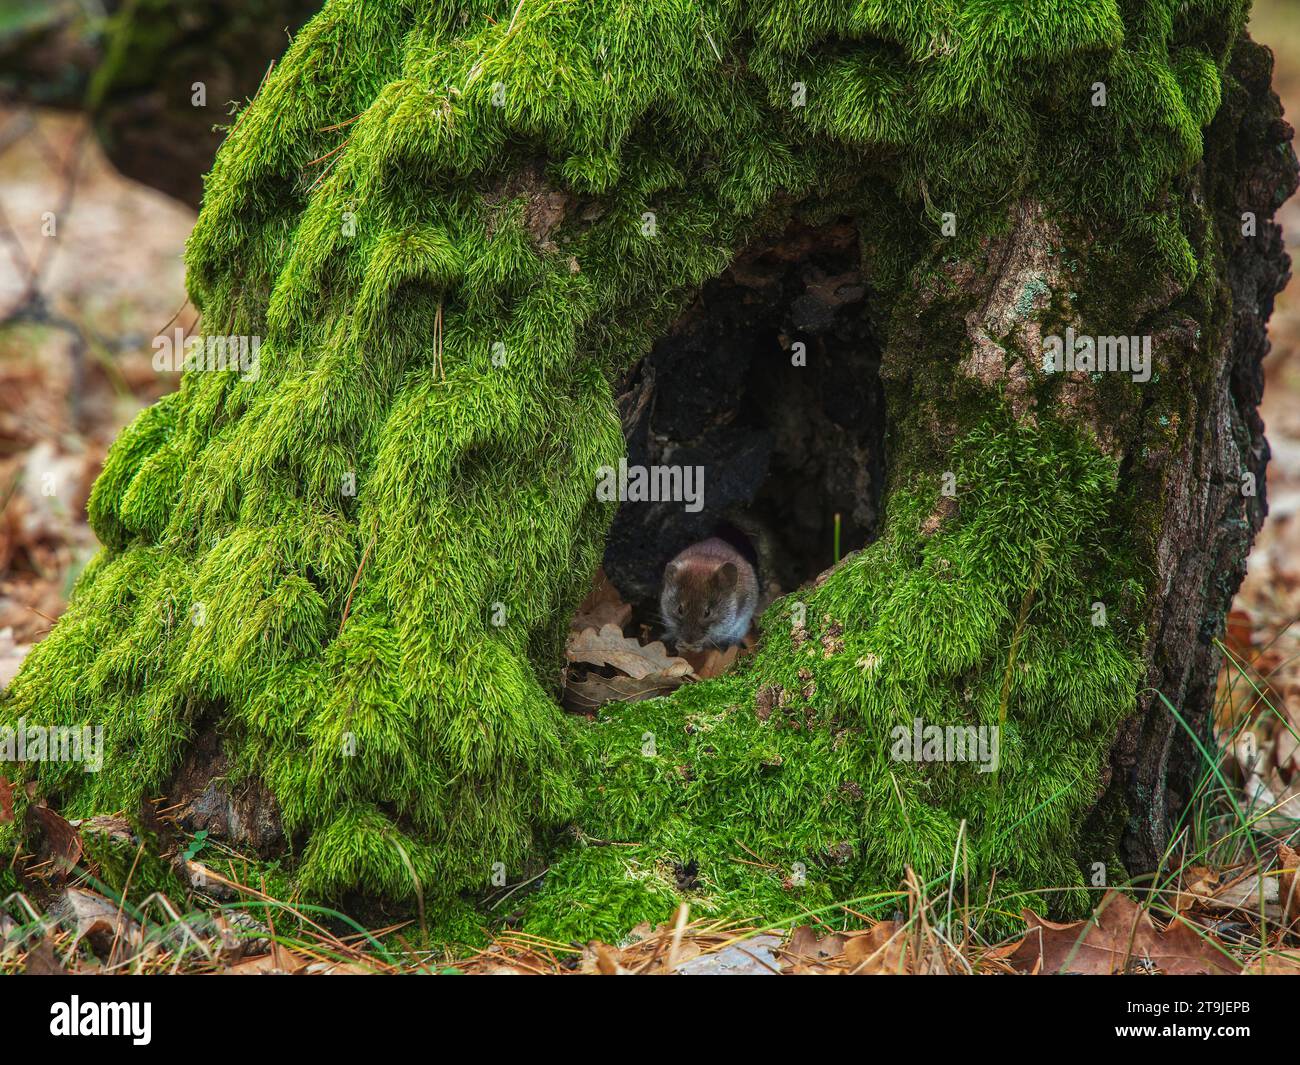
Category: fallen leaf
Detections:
[
  {"x1": 1174, "y1": 866, "x2": 1217, "y2": 912},
  {"x1": 0, "y1": 776, "x2": 12, "y2": 824},
  {"x1": 303, "y1": 959, "x2": 376, "y2": 975},
  {"x1": 220, "y1": 951, "x2": 308, "y2": 975},
  {"x1": 475, "y1": 944, "x2": 554, "y2": 975},
  {"x1": 25, "y1": 803, "x2": 82, "y2": 878},
  {"x1": 593, "y1": 943, "x2": 629, "y2": 975},
  {"x1": 1243, "y1": 768, "x2": 1300, "y2": 829},
  {"x1": 779, "y1": 925, "x2": 848, "y2": 973},
  {"x1": 1193, "y1": 870, "x2": 1278, "y2": 914},
  {"x1": 662, "y1": 938, "x2": 705, "y2": 970},
  {"x1": 676, "y1": 936, "x2": 783, "y2": 975},
  {"x1": 1007, "y1": 891, "x2": 1241, "y2": 975},
  {"x1": 561, "y1": 625, "x2": 696, "y2": 712},
  {"x1": 681, "y1": 645, "x2": 739, "y2": 679},
  {"x1": 567, "y1": 624, "x2": 692, "y2": 681},
  {"x1": 570, "y1": 569, "x2": 633, "y2": 633},
  {"x1": 562, "y1": 668, "x2": 692, "y2": 713},
  {"x1": 843, "y1": 921, "x2": 910, "y2": 974},
  {"x1": 55, "y1": 888, "x2": 141, "y2": 964}
]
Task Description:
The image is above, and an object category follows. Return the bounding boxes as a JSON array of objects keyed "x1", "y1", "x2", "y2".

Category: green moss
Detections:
[
  {"x1": 1, "y1": 0, "x2": 1247, "y2": 935},
  {"x1": 0, "y1": 819, "x2": 16, "y2": 895},
  {"x1": 79, "y1": 826, "x2": 190, "y2": 901}
]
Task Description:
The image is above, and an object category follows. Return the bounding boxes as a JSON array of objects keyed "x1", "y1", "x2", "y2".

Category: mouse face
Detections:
[{"x1": 660, "y1": 558, "x2": 742, "y2": 651}]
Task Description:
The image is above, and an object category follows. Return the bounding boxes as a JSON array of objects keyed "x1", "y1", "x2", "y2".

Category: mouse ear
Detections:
[
  {"x1": 664, "y1": 558, "x2": 683, "y2": 580},
  {"x1": 714, "y1": 562, "x2": 738, "y2": 591}
]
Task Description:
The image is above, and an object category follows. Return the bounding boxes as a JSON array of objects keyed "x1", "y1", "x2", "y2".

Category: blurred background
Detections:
[{"x1": 1, "y1": 0, "x2": 1299, "y2": 725}]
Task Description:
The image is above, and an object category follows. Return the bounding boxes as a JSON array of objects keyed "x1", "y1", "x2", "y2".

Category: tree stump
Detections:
[{"x1": 2, "y1": 2, "x2": 1295, "y2": 939}]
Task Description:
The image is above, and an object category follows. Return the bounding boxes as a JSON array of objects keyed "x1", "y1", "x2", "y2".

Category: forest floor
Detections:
[{"x1": 2, "y1": 8, "x2": 1300, "y2": 974}]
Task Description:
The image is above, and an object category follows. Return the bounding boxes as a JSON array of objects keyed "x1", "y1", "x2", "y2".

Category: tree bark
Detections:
[{"x1": 1104, "y1": 39, "x2": 1297, "y2": 876}]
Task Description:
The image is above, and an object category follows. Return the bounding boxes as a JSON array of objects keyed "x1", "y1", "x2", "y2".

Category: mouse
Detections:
[{"x1": 660, "y1": 537, "x2": 758, "y2": 652}]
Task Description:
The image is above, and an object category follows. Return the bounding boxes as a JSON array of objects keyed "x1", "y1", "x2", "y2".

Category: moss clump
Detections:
[
  {"x1": 78, "y1": 825, "x2": 190, "y2": 902},
  {"x1": 1, "y1": 0, "x2": 1245, "y2": 931}
]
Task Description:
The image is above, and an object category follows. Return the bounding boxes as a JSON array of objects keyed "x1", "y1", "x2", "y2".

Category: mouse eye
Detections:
[
  {"x1": 677, "y1": 605, "x2": 685, "y2": 616},
  {"x1": 702, "y1": 606, "x2": 711, "y2": 617}
]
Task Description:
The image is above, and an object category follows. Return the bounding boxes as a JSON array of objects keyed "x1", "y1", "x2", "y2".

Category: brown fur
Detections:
[{"x1": 660, "y1": 537, "x2": 758, "y2": 651}]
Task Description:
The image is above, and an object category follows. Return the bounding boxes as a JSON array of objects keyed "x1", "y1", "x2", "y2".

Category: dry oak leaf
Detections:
[
  {"x1": 220, "y1": 952, "x2": 309, "y2": 975},
  {"x1": 1173, "y1": 865, "x2": 1218, "y2": 913},
  {"x1": 562, "y1": 669, "x2": 690, "y2": 713},
  {"x1": 780, "y1": 925, "x2": 849, "y2": 973},
  {"x1": 594, "y1": 944, "x2": 625, "y2": 975},
  {"x1": 1181, "y1": 867, "x2": 1279, "y2": 915},
  {"x1": 566, "y1": 624, "x2": 692, "y2": 680},
  {"x1": 1008, "y1": 891, "x2": 1241, "y2": 975},
  {"x1": 844, "y1": 921, "x2": 911, "y2": 974},
  {"x1": 681, "y1": 644, "x2": 739, "y2": 680},
  {"x1": 563, "y1": 623, "x2": 695, "y2": 711},
  {"x1": 570, "y1": 568, "x2": 633, "y2": 634}
]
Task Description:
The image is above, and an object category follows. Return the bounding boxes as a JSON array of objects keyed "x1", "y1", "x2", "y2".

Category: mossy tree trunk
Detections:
[{"x1": 1, "y1": 1, "x2": 1294, "y2": 938}]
